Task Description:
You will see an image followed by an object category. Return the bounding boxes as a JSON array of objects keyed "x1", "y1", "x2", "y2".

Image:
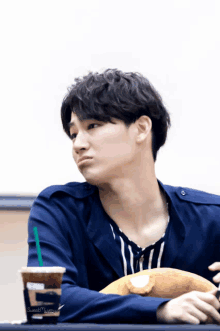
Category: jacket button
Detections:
[{"x1": 181, "y1": 190, "x2": 186, "y2": 196}]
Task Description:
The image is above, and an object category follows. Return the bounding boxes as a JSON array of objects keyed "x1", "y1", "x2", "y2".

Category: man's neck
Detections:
[{"x1": 98, "y1": 176, "x2": 168, "y2": 234}]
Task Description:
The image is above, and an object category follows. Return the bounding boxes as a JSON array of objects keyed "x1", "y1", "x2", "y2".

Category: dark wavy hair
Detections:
[{"x1": 61, "y1": 68, "x2": 171, "y2": 162}]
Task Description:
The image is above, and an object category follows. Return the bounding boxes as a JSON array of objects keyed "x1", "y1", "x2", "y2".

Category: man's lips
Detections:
[{"x1": 78, "y1": 157, "x2": 93, "y2": 165}]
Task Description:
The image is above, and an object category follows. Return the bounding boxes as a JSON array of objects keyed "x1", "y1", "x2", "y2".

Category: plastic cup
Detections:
[{"x1": 19, "y1": 266, "x2": 66, "y2": 324}]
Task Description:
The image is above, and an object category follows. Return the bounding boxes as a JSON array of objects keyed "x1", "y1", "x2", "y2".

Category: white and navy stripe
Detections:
[{"x1": 109, "y1": 213, "x2": 170, "y2": 276}]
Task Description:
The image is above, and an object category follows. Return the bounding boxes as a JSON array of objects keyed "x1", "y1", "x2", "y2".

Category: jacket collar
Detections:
[
  {"x1": 157, "y1": 179, "x2": 186, "y2": 268},
  {"x1": 86, "y1": 178, "x2": 186, "y2": 278}
]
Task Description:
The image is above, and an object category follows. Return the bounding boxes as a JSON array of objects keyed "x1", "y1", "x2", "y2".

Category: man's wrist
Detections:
[{"x1": 156, "y1": 301, "x2": 168, "y2": 323}]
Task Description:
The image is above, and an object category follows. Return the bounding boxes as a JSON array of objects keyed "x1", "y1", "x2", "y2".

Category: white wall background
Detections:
[{"x1": 1, "y1": 0, "x2": 220, "y2": 196}]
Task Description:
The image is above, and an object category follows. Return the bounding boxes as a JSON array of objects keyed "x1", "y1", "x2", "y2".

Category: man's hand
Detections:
[
  {"x1": 156, "y1": 289, "x2": 220, "y2": 324},
  {"x1": 209, "y1": 262, "x2": 220, "y2": 284}
]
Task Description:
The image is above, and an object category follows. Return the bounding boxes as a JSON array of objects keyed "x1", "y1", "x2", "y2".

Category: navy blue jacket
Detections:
[{"x1": 27, "y1": 179, "x2": 220, "y2": 324}]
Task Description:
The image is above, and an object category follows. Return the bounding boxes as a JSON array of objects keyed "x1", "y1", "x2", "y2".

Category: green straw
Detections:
[{"x1": 33, "y1": 227, "x2": 43, "y2": 266}]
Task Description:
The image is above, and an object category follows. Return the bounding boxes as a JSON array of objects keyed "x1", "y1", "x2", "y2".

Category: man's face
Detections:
[{"x1": 69, "y1": 112, "x2": 140, "y2": 185}]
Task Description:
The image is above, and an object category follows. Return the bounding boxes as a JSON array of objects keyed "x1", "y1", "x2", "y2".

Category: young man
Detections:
[{"x1": 27, "y1": 69, "x2": 220, "y2": 324}]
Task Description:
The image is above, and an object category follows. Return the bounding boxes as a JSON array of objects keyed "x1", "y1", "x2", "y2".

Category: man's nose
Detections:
[{"x1": 73, "y1": 132, "x2": 89, "y2": 150}]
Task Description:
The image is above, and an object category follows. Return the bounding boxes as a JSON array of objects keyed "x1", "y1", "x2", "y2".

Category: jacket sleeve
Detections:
[{"x1": 27, "y1": 193, "x2": 171, "y2": 324}]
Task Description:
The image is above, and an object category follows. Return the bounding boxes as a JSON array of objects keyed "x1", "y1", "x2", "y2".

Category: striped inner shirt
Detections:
[{"x1": 108, "y1": 205, "x2": 170, "y2": 276}]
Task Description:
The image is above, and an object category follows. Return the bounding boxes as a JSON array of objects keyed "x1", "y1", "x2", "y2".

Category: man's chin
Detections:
[{"x1": 83, "y1": 173, "x2": 107, "y2": 187}]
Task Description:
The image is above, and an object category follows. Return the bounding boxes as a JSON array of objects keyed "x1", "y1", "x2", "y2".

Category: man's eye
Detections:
[{"x1": 70, "y1": 123, "x2": 99, "y2": 140}]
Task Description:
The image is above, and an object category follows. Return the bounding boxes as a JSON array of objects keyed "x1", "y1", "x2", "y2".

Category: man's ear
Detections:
[
  {"x1": 126, "y1": 274, "x2": 155, "y2": 296},
  {"x1": 136, "y1": 115, "x2": 152, "y2": 143}
]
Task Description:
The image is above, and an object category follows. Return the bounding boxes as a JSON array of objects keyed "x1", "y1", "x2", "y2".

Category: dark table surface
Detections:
[{"x1": 1, "y1": 323, "x2": 220, "y2": 331}]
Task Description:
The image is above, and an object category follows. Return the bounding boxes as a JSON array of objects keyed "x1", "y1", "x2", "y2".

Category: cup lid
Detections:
[{"x1": 18, "y1": 266, "x2": 66, "y2": 273}]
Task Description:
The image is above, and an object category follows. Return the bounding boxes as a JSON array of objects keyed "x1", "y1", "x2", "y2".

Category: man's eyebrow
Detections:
[{"x1": 68, "y1": 119, "x2": 99, "y2": 129}]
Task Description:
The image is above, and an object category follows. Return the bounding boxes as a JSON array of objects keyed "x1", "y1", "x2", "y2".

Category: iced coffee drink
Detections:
[{"x1": 19, "y1": 266, "x2": 66, "y2": 324}]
